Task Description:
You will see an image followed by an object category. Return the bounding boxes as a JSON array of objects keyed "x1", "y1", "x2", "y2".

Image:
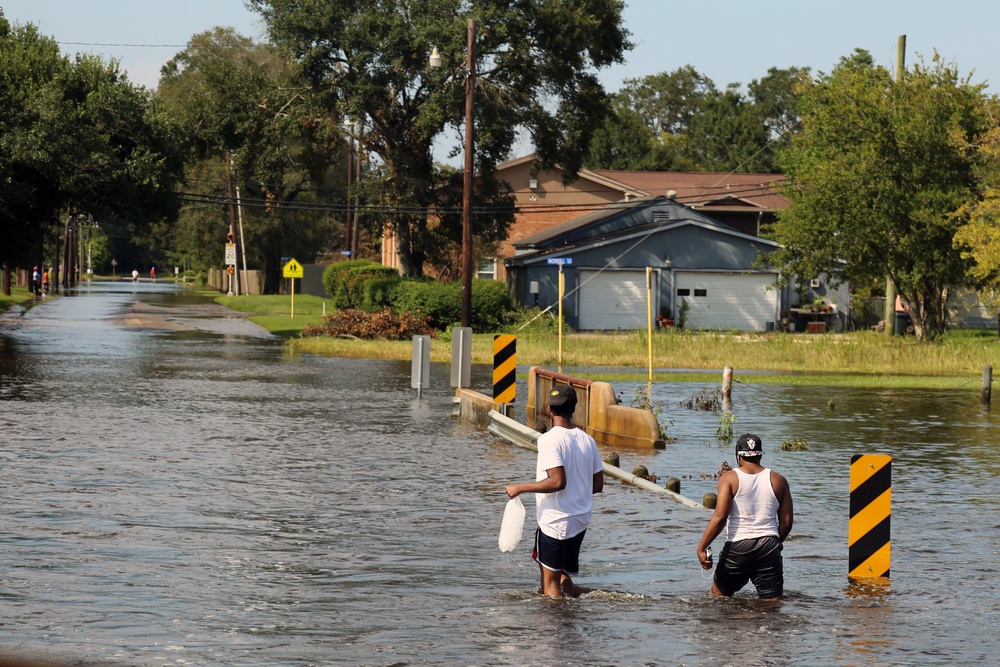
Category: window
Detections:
[
  {"x1": 477, "y1": 258, "x2": 496, "y2": 280},
  {"x1": 676, "y1": 288, "x2": 690, "y2": 296},
  {"x1": 694, "y1": 288, "x2": 707, "y2": 297}
]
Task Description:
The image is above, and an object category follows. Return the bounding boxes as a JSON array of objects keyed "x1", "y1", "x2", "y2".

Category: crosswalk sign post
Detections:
[{"x1": 282, "y1": 258, "x2": 304, "y2": 317}]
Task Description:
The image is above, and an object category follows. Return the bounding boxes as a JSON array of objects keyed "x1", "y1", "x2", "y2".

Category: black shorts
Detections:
[
  {"x1": 532, "y1": 528, "x2": 586, "y2": 575},
  {"x1": 713, "y1": 535, "x2": 783, "y2": 598}
]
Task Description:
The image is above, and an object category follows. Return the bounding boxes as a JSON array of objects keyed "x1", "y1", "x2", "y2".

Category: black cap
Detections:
[
  {"x1": 736, "y1": 433, "x2": 764, "y2": 458},
  {"x1": 547, "y1": 384, "x2": 578, "y2": 410}
]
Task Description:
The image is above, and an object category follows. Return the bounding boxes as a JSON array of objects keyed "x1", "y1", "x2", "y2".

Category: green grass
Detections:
[
  {"x1": 209, "y1": 295, "x2": 999, "y2": 388},
  {"x1": 0, "y1": 285, "x2": 40, "y2": 314},
  {"x1": 214, "y1": 294, "x2": 329, "y2": 338},
  {"x1": 215, "y1": 293, "x2": 329, "y2": 316},
  {"x1": 290, "y1": 326, "x2": 999, "y2": 389}
]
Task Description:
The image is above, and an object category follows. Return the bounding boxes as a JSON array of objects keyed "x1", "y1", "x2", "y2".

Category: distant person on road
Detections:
[
  {"x1": 131, "y1": 269, "x2": 139, "y2": 283},
  {"x1": 150, "y1": 267, "x2": 156, "y2": 281},
  {"x1": 696, "y1": 433, "x2": 793, "y2": 601},
  {"x1": 505, "y1": 384, "x2": 604, "y2": 598},
  {"x1": 42, "y1": 268, "x2": 49, "y2": 296},
  {"x1": 31, "y1": 266, "x2": 40, "y2": 297}
]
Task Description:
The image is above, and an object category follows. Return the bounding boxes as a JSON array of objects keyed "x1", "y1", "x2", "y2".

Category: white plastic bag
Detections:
[{"x1": 498, "y1": 496, "x2": 526, "y2": 552}]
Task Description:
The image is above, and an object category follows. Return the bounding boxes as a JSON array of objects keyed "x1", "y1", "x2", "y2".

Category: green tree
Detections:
[
  {"x1": 747, "y1": 66, "x2": 812, "y2": 155},
  {"x1": 688, "y1": 85, "x2": 770, "y2": 172},
  {"x1": 769, "y1": 50, "x2": 992, "y2": 341},
  {"x1": 586, "y1": 64, "x2": 804, "y2": 173},
  {"x1": 157, "y1": 28, "x2": 342, "y2": 291},
  {"x1": 248, "y1": 0, "x2": 631, "y2": 277},
  {"x1": 0, "y1": 18, "x2": 183, "y2": 275},
  {"x1": 584, "y1": 97, "x2": 675, "y2": 171}
]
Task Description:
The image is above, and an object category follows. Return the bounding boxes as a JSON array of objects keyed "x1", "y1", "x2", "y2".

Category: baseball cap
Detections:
[
  {"x1": 547, "y1": 384, "x2": 578, "y2": 409},
  {"x1": 736, "y1": 433, "x2": 764, "y2": 457}
]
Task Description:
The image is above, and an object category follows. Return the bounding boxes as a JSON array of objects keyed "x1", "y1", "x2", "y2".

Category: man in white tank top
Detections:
[{"x1": 696, "y1": 433, "x2": 794, "y2": 600}]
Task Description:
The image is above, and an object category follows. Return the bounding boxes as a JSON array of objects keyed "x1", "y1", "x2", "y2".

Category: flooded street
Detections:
[{"x1": 1, "y1": 282, "x2": 998, "y2": 666}]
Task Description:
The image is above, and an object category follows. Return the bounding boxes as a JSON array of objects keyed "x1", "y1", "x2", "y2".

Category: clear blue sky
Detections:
[{"x1": 15, "y1": 0, "x2": 999, "y2": 94}]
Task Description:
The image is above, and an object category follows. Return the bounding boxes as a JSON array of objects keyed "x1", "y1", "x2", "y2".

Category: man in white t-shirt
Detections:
[
  {"x1": 696, "y1": 433, "x2": 794, "y2": 600},
  {"x1": 505, "y1": 384, "x2": 604, "y2": 598}
]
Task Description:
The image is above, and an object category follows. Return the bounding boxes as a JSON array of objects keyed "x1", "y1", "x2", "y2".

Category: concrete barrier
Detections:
[
  {"x1": 455, "y1": 388, "x2": 514, "y2": 428},
  {"x1": 526, "y1": 366, "x2": 664, "y2": 449}
]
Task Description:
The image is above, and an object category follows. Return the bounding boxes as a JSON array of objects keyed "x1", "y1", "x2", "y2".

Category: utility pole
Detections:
[
  {"x1": 345, "y1": 121, "x2": 354, "y2": 255},
  {"x1": 352, "y1": 120, "x2": 362, "y2": 259},
  {"x1": 225, "y1": 152, "x2": 240, "y2": 296},
  {"x1": 884, "y1": 34, "x2": 905, "y2": 337},
  {"x1": 460, "y1": 18, "x2": 476, "y2": 328}
]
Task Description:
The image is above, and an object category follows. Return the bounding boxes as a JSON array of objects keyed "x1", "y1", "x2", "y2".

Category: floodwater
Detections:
[{"x1": 1, "y1": 282, "x2": 998, "y2": 667}]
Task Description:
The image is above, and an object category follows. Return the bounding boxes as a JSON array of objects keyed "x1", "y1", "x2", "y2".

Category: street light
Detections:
[{"x1": 430, "y1": 19, "x2": 476, "y2": 328}]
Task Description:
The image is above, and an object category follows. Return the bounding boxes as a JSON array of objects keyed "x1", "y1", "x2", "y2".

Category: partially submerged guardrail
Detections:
[
  {"x1": 527, "y1": 367, "x2": 664, "y2": 449},
  {"x1": 487, "y1": 410, "x2": 704, "y2": 509}
]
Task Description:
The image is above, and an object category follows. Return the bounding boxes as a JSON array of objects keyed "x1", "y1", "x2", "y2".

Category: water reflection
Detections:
[{"x1": 1, "y1": 283, "x2": 998, "y2": 665}]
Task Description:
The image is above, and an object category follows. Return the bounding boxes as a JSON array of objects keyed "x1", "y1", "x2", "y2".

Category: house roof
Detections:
[
  {"x1": 494, "y1": 154, "x2": 789, "y2": 211},
  {"x1": 590, "y1": 170, "x2": 789, "y2": 211},
  {"x1": 511, "y1": 195, "x2": 777, "y2": 264}
]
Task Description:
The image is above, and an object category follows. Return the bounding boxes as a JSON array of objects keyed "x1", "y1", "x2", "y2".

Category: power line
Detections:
[
  {"x1": 176, "y1": 181, "x2": 790, "y2": 217},
  {"x1": 57, "y1": 41, "x2": 188, "y2": 48}
]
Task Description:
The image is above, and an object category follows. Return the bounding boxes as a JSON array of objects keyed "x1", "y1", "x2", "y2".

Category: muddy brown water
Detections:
[{"x1": 0, "y1": 282, "x2": 997, "y2": 666}]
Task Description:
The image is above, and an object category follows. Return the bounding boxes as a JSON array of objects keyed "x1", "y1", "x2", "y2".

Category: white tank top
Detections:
[{"x1": 727, "y1": 468, "x2": 779, "y2": 542}]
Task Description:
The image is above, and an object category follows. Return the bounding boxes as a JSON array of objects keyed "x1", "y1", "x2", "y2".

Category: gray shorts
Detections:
[{"x1": 714, "y1": 535, "x2": 783, "y2": 598}]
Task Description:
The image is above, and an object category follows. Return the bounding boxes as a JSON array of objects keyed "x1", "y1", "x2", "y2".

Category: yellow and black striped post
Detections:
[
  {"x1": 849, "y1": 454, "x2": 891, "y2": 579},
  {"x1": 493, "y1": 334, "x2": 516, "y2": 404}
]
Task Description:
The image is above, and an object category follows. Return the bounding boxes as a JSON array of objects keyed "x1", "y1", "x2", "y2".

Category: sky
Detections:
[{"x1": 14, "y1": 0, "x2": 1000, "y2": 95}]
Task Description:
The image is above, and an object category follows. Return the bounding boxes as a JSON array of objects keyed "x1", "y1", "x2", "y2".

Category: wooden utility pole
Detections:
[
  {"x1": 352, "y1": 121, "x2": 362, "y2": 259},
  {"x1": 345, "y1": 124, "x2": 354, "y2": 255},
  {"x1": 884, "y1": 35, "x2": 905, "y2": 337},
  {"x1": 225, "y1": 152, "x2": 240, "y2": 296},
  {"x1": 461, "y1": 19, "x2": 476, "y2": 328}
]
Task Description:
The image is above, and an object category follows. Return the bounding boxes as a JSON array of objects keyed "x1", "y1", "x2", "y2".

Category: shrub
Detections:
[
  {"x1": 300, "y1": 308, "x2": 435, "y2": 340},
  {"x1": 358, "y1": 276, "x2": 402, "y2": 312},
  {"x1": 393, "y1": 280, "x2": 460, "y2": 329},
  {"x1": 392, "y1": 278, "x2": 514, "y2": 332},
  {"x1": 322, "y1": 260, "x2": 399, "y2": 309},
  {"x1": 470, "y1": 278, "x2": 514, "y2": 332}
]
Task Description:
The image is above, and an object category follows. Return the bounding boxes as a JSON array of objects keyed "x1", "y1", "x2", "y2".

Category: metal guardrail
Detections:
[{"x1": 487, "y1": 410, "x2": 705, "y2": 510}]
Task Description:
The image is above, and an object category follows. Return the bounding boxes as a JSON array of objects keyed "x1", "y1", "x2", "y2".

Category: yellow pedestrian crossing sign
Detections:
[{"x1": 282, "y1": 258, "x2": 303, "y2": 279}]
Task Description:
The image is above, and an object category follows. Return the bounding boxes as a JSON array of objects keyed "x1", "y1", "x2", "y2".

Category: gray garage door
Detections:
[
  {"x1": 675, "y1": 271, "x2": 779, "y2": 331},
  {"x1": 578, "y1": 269, "x2": 649, "y2": 330}
]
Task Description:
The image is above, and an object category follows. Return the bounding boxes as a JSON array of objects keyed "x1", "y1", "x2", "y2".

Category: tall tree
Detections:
[
  {"x1": 953, "y1": 98, "x2": 1000, "y2": 303},
  {"x1": 157, "y1": 28, "x2": 342, "y2": 292},
  {"x1": 769, "y1": 50, "x2": 992, "y2": 341},
  {"x1": 585, "y1": 64, "x2": 805, "y2": 173},
  {"x1": 248, "y1": 0, "x2": 631, "y2": 277},
  {"x1": 0, "y1": 17, "x2": 183, "y2": 274}
]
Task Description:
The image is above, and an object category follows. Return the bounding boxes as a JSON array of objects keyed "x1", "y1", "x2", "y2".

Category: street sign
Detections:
[
  {"x1": 225, "y1": 242, "x2": 237, "y2": 265},
  {"x1": 547, "y1": 257, "x2": 573, "y2": 265},
  {"x1": 282, "y1": 258, "x2": 303, "y2": 279},
  {"x1": 340, "y1": 250, "x2": 353, "y2": 256}
]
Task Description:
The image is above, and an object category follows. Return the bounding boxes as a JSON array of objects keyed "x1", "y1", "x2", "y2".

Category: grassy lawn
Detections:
[
  {"x1": 214, "y1": 294, "x2": 327, "y2": 338},
  {"x1": 0, "y1": 285, "x2": 40, "y2": 314},
  {"x1": 210, "y1": 294, "x2": 999, "y2": 389}
]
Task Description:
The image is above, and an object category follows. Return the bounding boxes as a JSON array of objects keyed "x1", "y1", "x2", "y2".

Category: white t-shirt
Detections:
[{"x1": 534, "y1": 425, "x2": 603, "y2": 540}]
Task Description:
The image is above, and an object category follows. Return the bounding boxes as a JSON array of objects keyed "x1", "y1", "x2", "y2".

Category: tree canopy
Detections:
[
  {"x1": 156, "y1": 28, "x2": 344, "y2": 291},
  {"x1": 584, "y1": 65, "x2": 809, "y2": 173},
  {"x1": 768, "y1": 50, "x2": 993, "y2": 340},
  {"x1": 247, "y1": 0, "x2": 632, "y2": 277},
  {"x1": 0, "y1": 17, "x2": 184, "y2": 274}
]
